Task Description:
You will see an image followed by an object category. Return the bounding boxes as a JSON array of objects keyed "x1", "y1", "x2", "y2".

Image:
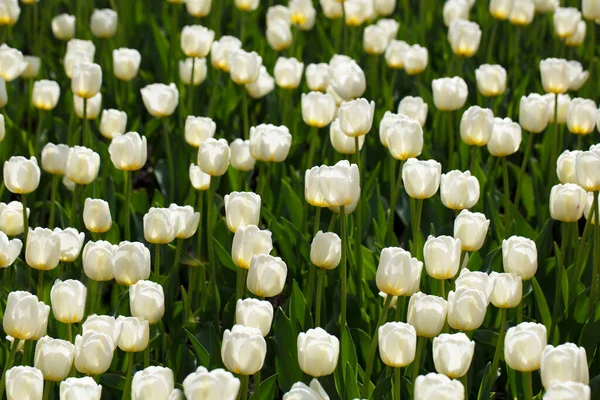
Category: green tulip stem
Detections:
[
  {"x1": 439, "y1": 278, "x2": 445, "y2": 298},
  {"x1": 257, "y1": 163, "x2": 272, "y2": 205},
  {"x1": 42, "y1": 380, "x2": 52, "y2": 400},
  {"x1": 37, "y1": 270, "x2": 44, "y2": 301},
  {"x1": 69, "y1": 184, "x2": 80, "y2": 228},
  {"x1": 460, "y1": 374, "x2": 468, "y2": 399},
  {"x1": 339, "y1": 205, "x2": 348, "y2": 332},
  {"x1": 589, "y1": 191, "x2": 600, "y2": 320},
  {"x1": 354, "y1": 136, "x2": 365, "y2": 304},
  {"x1": 121, "y1": 352, "x2": 134, "y2": 400},
  {"x1": 161, "y1": 118, "x2": 175, "y2": 200},
  {"x1": 188, "y1": 56, "x2": 196, "y2": 114},
  {"x1": 447, "y1": 112, "x2": 454, "y2": 168},
  {"x1": 550, "y1": 222, "x2": 572, "y2": 342},
  {"x1": 82, "y1": 97, "x2": 88, "y2": 147},
  {"x1": 315, "y1": 268, "x2": 326, "y2": 327},
  {"x1": 514, "y1": 131, "x2": 534, "y2": 210},
  {"x1": 306, "y1": 207, "x2": 321, "y2": 313},
  {"x1": 306, "y1": 126, "x2": 319, "y2": 171},
  {"x1": 254, "y1": 369, "x2": 261, "y2": 400},
  {"x1": 34, "y1": 109, "x2": 43, "y2": 156},
  {"x1": 523, "y1": 371, "x2": 533, "y2": 400},
  {"x1": 361, "y1": 295, "x2": 393, "y2": 398},
  {"x1": 144, "y1": 345, "x2": 150, "y2": 368},
  {"x1": 242, "y1": 90, "x2": 249, "y2": 140},
  {"x1": 490, "y1": 307, "x2": 507, "y2": 388},
  {"x1": 549, "y1": 94, "x2": 559, "y2": 181},
  {"x1": 387, "y1": 159, "x2": 405, "y2": 244},
  {"x1": 21, "y1": 194, "x2": 28, "y2": 248},
  {"x1": 124, "y1": 170, "x2": 132, "y2": 241},
  {"x1": 570, "y1": 204, "x2": 595, "y2": 305},
  {"x1": 410, "y1": 336, "x2": 426, "y2": 393},
  {"x1": 516, "y1": 299, "x2": 523, "y2": 324},
  {"x1": 206, "y1": 182, "x2": 218, "y2": 318},
  {"x1": 66, "y1": 323, "x2": 73, "y2": 343},
  {"x1": 154, "y1": 244, "x2": 161, "y2": 281},
  {"x1": 172, "y1": 238, "x2": 183, "y2": 281},
  {"x1": 194, "y1": 190, "x2": 205, "y2": 311},
  {"x1": 235, "y1": 267, "x2": 248, "y2": 301},
  {"x1": 501, "y1": 156, "x2": 511, "y2": 236},
  {"x1": 469, "y1": 145, "x2": 478, "y2": 173},
  {"x1": 0, "y1": 337, "x2": 20, "y2": 395},
  {"x1": 394, "y1": 295, "x2": 407, "y2": 322},
  {"x1": 49, "y1": 175, "x2": 59, "y2": 229},
  {"x1": 410, "y1": 198, "x2": 424, "y2": 259},
  {"x1": 394, "y1": 366, "x2": 402, "y2": 400},
  {"x1": 239, "y1": 374, "x2": 249, "y2": 400}
]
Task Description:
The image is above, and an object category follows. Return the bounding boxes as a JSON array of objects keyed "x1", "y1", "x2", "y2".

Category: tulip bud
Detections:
[
  {"x1": 541, "y1": 343, "x2": 589, "y2": 388},
  {"x1": 26, "y1": 227, "x2": 61, "y2": 271},
  {"x1": 289, "y1": 0, "x2": 316, "y2": 30},
  {"x1": 305, "y1": 166, "x2": 329, "y2": 207},
  {"x1": 454, "y1": 270, "x2": 494, "y2": 301},
  {"x1": 113, "y1": 48, "x2": 142, "y2": 81},
  {"x1": 549, "y1": 183, "x2": 586, "y2": 222},
  {"x1": 305, "y1": 63, "x2": 329, "y2": 92},
  {"x1": 185, "y1": 116, "x2": 216, "y2": 148},
  {"x1": 453, "y1": 209, "x2": 490, "y2": 251},
  {"x1": 488, "y1": 117, "x2": 522, "y2": 157},
  {"x1": 414, "y1": 373, "x2": 464, "y2": 400},
  {"x1": 386, "y1": 117, "x2": 424, "y2": 160},
  {"x1": 576, "y1": 150, "x2": 600, "y2": 191},
  {"x1": 51, "y1": 279, "x2": 87, "y2": 324},
  {"x1": 565, "y1": 21, "x2": 587, "y2": 46},
  {"x1": 211, "y1": 36, "x2": 242, "y2": 72},
  {"x1": 330, "y1": 118, "x2": 365, "y2": 155},
  {"x1": 540, "y1": 58, "x2": 569, "y2": 94},
  {"x1": 66, "y1": 38, "x2": 95, "y2": 58},
  {"x1": 274, "y1": 57, "x2": 304, "y2": 89},
  {"x1": 90, "y1": 9, "x2": 117, "y2": 38},
  {"x1": 224, "y1": 192, "x2": 261, "y2": 233},
  {"x1": 519, "y1": 93, "x2": 550, "y2": 133},
  {"x1": 509, "y1": 0, "x2": 535, "y2": 25},
  {"x1": 310, "y1": 231, "x2": 341, "y2": 269},
  {"x1": 423, "y1": 235, "x2": 461, "y2": 280},
  {"x1": 302, "y1": 92, "x2": 336, "y2": 128},
  {"x1": 266, "y1": 5, "x2": 291, "y2": 26},
  {"x1": 502, "y1": 236, "x2": 538, "y2": 280},
  {"x1": 567, "y1": 98, "x2": 596, "y2": 135},
  {"x1": 198, "y1": 138, "x2": 230, "y2": 176},
  {"x1": 60, "y1": 377, "x2": 102, "y2": 400},
  {"x1": 132, "y1": 366, "x2": 177, "y2": 400},
  {"x1": 247, "y1": 254, "x2": 287, "y2": 297},
  {"x1": 129, "y1": 280, "x2": 165, "y2": 324},
  {"x1": 222, "y1": 325, "x2": 267, "y2": 375},
  {"x1": 504, "y1": 322, "x2": 547, "y2": 371},
  {"x1": 41, "y1": 143, "x2": 69, "y2": 175},
  {"x1": 5, "y1": 366, "x2": 43, "y2": 400},
  {"x1": 81, "y1": 315, "x2": 122, "y2": 347},
  {"x1": 168, "y1": 204, "x2": 200, "y2": 239},
  {"x1": 443, "y1": 0, "x2": 469, "y2": 26},
  {"x1": 0, "y1": 44, "x2": 26, "y2": 81},
  {"x1": 230, "y1": 139, "x2": 256, "y2": 172},
  {"x1": 245, "y1": 66, "x2": 275, "y2": 99},
  {"x1": 447, "y1": 288, "x2": 488, "y2": 331},
  {"x1": 440, "y1": 170, "x2": 480, "y2": 210},
  {"x1": 32, "y1": 80, "x2": 60, "y2": 110},
  {"x1": 398, "y1": 96, "x2": 428, "y2": 127},
  {"x1": 189, "y1": 164, "x2": 211, "y2": 190},
  {"x1": 384, "y1": 40, "x2": 409, "y2": 69},
  {"x1": 363, "y1": 25, "x2": 389, "y2": 55},
  {"x1": 402, "y1": 158, "x2": 442, "y2": 199},
  {"x1": 71, "y1": 62, "x2": 102, "y2": 99},
  {"x1": 183, "y1": 367, "x2": 240, "y2": 400},
  {"x1": 65, "y1": 146, "x2": 101, "y2": 185},
  {"x1": 328, "y1": 57, "x2": 366, "y2": 101},
  {"x1": 377, "y1": 322, "x2": 416, "y2": 368},
  {"x1": 236, "y1": 298, "x2": 274, "y2": 337},
  {"x1": 297, "y1": 327, "x2": 339, "y2": 377},
  {"x1": 34, "y1": 336, "x2": 75, "y2": 381},
  {"x1": 74, "y1": 331, "x2": 115, "y2": 375},
  {"x1": 490, "y1": 272, "x2": 522, "y2": 308},
  {"x1": 556, "y1": 150, "x2": 581, "y2": 184},
  {"x1": 404, "y1": 45, "x2": 429, "y2": 75},
  {"x1": 3, "y1": 291, "x2": 49, "y2": 340},
  {"x1": 554, "y1": 7, "x2": 582, "y2": 38},
  {"x1": 376, "y1": 247, "x2": 423, "y2": 296},
  {"x1": 229, "y1": 50, "x2": 262, "y2": 85},
  {"x1": 3, "y1": 156, "x2": 40, "y2": 194},
  {"x1": 181, "y1": 25, "x2": 214, "y2": 58},
  {"x1": 143, "y1": 207, "x2": 179, "y2": 244},
  {"x1": 179, "y1": 57, "x2": 207, "y2": 86},
  {"x1": 448, "y1": 20, "x2": 481, "y2": 57},
  {"x1": 52, "y1": 14, "x2": 75, "y2": 40},
  {"x1": 249, "y1": 124, "x2": 292, "y2": 162},
  {"x1": 432, "y1": 77, "x2": 468, "y2": 111},
  {"x1": 433, "y1": 333, "x2": 475, "y2": 378},
  {"x1": 82, "y1": 241, "x2": 117, "y2": 281},
  {"x1": 74, "y1": 93, "x2": 102, "y2": 119},
  {"x1": 543, "y1": 382, "x2": 591, "y2": 400},
  {"x1": 407, "y1": 292, "x2": 448, "y2": 337},
  {"x1": 318, "y1": 160, "x2": 360, "y2": 207},
  {"x1": 113, "y1": 241, "x2": 151, "y2": 286},
  {"x1": 100, "y1": 109, "x2": 127, "y2": 139},
  {"x1": 116, "y1": 316, "x2": 149, "y2": 352},
  {"x1": 185, "y1": 0, "x2": 212, "y2": 17},
  {"x1": 460, "y1": 106, "x2": 494, "y2": 147},
  {"x1": 0, "y1": 202, "x2": 28, "y2": 236},
  {"x1": 140, "y1": 83, "x2": 178, "y2": 118},
  {"x1": 475, "y1": 64, "x2": 507, "y2": 97},
  {"x1": 82, "y1": 198, "x2": 112, "y2": 234},
  {"x1": 0, "y1": 231, "x2": 20, "y2": 268},
  {"x1": 109, "y1": 131, "x2": 147, "y2": 172}
]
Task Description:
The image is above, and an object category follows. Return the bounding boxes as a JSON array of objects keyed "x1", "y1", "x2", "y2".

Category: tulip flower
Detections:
[
  {"x1": 289, "y1": 0, "x2": 316, "y2": 30},
  {"x1": 109, "y1": 131, "x2": 147, "y2": 172},
  {"x1": 433, "y1": 333, "x2": 475, "y2": 378},
  {"x1": 576, "y1": 150, "x2": 600, "y2": 191},
  {"x1": 432, "y1": 77, "x2": 468, "y2": 111},
  {"x1": 0, "y1": 201, "x2": 28, "y2": 236},
  {"x1": 83, "y1": 199, "x2": 111, "y2": 234},
  {"x1": 51, "y1": 14, "x2": 75, "y2": 40},
  {"x1": 443, "y1": 0, "x2": 469, "y2": 26},
  {"x1": 475, "y1": 64, "x2": 507, "y2": 97},
  {"x1": 0, "y1": 44, "x2": 26, "y2": 81},
  {"x1": 274, "y1": 57, "x2": 304, "y2": 89},
  {"x1": 447, "y1": 287, "x2": 489, "y2": 331},
  {"x1": 454, "y1": 270, "x2": 495, "y2": 302},
  {"x1": 234, "y1": 0, "x2": 259, "y2": 12},
  {"x1": 384, "y1": 40, "x2": 409, "y2": 69},
  {"x1": 71, "y1": 62, "x2": 102, "y2": 100},
  {"x1": 249, "y1": 124, "x2": 292, "y2": 162},
  {"x1": 50, "y1": 279, "x2": 86, "y2": 324},
  {"x1": 386, "y1": 117, "x2": 424, "y2": 161},
  {"x1": 310, "y1": 231, "x2": 342, "y2": 269},
  {"x1": 113, "y1": 48, "x2": 142, "y2": 81},
  {"x1": 343, "y1": 0, "x2": 370, "y2": 26},
  {"x1": 540, "y1": 58, "x2": 569, "y2": 94},
  {"x1": 184, "y1": 116, "x2": 216, "y2": 148},
  {"x1": 402, "y1": 158, "x2": 442, "y2": 199},
  {"x1": 488, "y1": 117, "x2": 522, "y2": 157},
  {"x1": 129, "y1": 280, "x2": 165, "y2": 324},
  {"x1": 26, "y1": 227, "x2": 61, "y2": 271},
  {"x1": 504, "y1": 322, "x2": 547, "y2": 371},
  {"x1": 305, "y1": 63, "x2": 329, "y2": 91},
  {"x1": 74, "y1": 93, "x2": 102, "y2": 119},
  {"x1": 185, "y1": 0, "x2": 212, "y2": 17},
  {"x1": 229, "y1": 50, "x2": 262, "y2": 85},
  {"x1": 566, "y1": 98, "x2": 596, "y2": 135},
  {"x1": 222, "y1": 325, "x2": 267, "y2": 375},
  {"x1": 40, "y1": 143, "x2": 68, "y2": 176},
  {"x1": 266, "y1": 5, "x2": 291, "y2": 26},
  {"x1": 374, "y1": 0, "x2": 395, "y2": 15},
  {"x1": 90, "y1": 9, "x2": 117, "y2": 38},
  {"x1": 167, "y1": 204, "x2": 200, "y2": 240},
  {"x1": 440, "y1": 170, "x2": 480, "y2": 210},
  {"x1": 403, "y1": 45, "x2": 429, "y2": 75},
  {"x1": 211, "y1": 36, "x2": 242, "y2": 72},
  {"x1": 5, "y1": 366, "x2": 43, "y2": 400},
  {"x1": 181, "y1": 25, "x2": 214, "y2": 58},
  {"x1": 34, "y1": 336, "x2": 75, "y2": 381},
  {"x1": 554, "y1": 7, "x2": 582, "y2": 38},
  {"x1": 60, "y1": 377, "x2": 102, "y2": 400},
  {"x1": 116, "y1": 316, "x2": 149, "y2": 352},
  {"x1": 32, "y1": 80, "x2": 60, "y2": 110},
  {"x1": 378, "y1": 322, "x2": 416, "y2": 367},
  {"x1": 376, "y1": 247, "x2": 422, "y2": 296},
  {"x1": 377, "y1": 19, "x2": 399, "y2": 41},
  {"x1": 283, "y1": 379, "x2": 329, "y2": 400},
  {"x1": 230, "y1": 139, "x2": 256, "y2": 172},
  {"x1": 363, "y1": 25, "x2": 389, "y2": 55},
  {"x1": 81, "y1": 315, "x2": 122, "y2": 345},
  {"x1": 541, "y1": 343, "x2": 589, "y2": 389},
  {"x1": 113, "y1": 241, "x2": 151, "y2": 286},
  {"x1": 519, "y1": 93, "x2": 550, "y2": 133},
  {"x1": 179, "y1": 57, "x2": 207, "y2": 86},
  {"x1": 245, "y1": 66, "x2": 275, "y2": 99},
  {"x1": 502, "y1": 236, "x2": 538, "y2": 280},
  {"x1": 556, "y1": 150, "x2": 580, "y2": 184},
  {"x1": 189, "y1": 164, "x2": 211, "y2": 190},
  {"x1": 489, "y1": 0, "x2": 513, "y2": 19},
  {"x1": 183, "y1": 367, "x2": 240, "y2": 400},
  {"x1": 66, "y1": 38, "x2": 96, "y2": 58},
  {"x1": 564, "y1": 21, "x2": 587, "y2": 46},
  {"x1": 305, "y1": 166, "x2": 329, "y2": 207},
  {"x1": 330, "y1": 119, "x2": 366, "y2": 155},
  {"x1": 567, "y1": 61, "x2": 589, "y2": 92},
  {"x1": 132, "y1": 366, "x2": 181, "y2": 400},
  {"x1": 3, "y1": 156, "x2": 40, "y2": 194},
  {"x1": 82, "y1": 241, "x2": 117, "y2": 281},
  {"x1": 448, "y1": 20, "x2": 481, "y2": 57},
  {"x1": 54, "y1": 229, "x2": 85, "y2": 262},
  {"x1": 544, "y1": 93, "x2": 571, "y2": 123},
  {"x1": 65, "y1": 50, "x2": 94, "y2": 80},
  {"x1": 65, "y1": 146, "x2": 100, "y2": 185},
  {"x1": 140, "y1": 83, "x2": 179, "y2": 118},
  {"x1": 397, "y1": 96, "x2": 428, "y2": 127},
  {"x1": 414, "y1": 373, "x2": 465, "y2": 400},
  {"x1": 509, "y1": 0, "x2": 535, "y2": 25},
  {"x1": 490, "y1": 272, "x2": 522, "y2": 308},
  {"x1": 0, "y1": 231, "x2": 20, "y2": 268},
  {"x1": 543, "y1": 382, "x2": 591, "y2": 400},
  {"x1": 318, "y1": 160, "x2": 360, "y2": 207},
  {"x1": 453, "y1": 210, "x2": 490, "y2": 251},
  {"x1": 407, "y1": 292, "x2": 448, "y2": 338},
  {"x1": 549, "y1": 183, "x2": 586, "y2": 222},
  {"x1": 99, "y1": 109, "x2": 127, "y2": 139},
  {"x1": 460, "y1": 106, "x2": 494, "y2": 147},
  {"x1": 302, "y1": 92, "x2": 336, "y2": 128},
  {"x1": 224, "y1": 192, "x2": 261, "y2": 233},
  {"x1": 247, "y1": 254, "x2": 287, "y2": 297},
  {"x1": 297, "y1": 327, "x2": 339, "y2": 377},
  {"x1": 533, "y1": 0, "x2": 557, "y2": 13},
  {"x1": 424, "y1": 235, "x2": 462, "y2": 280},
  {"x1": 3, "y1": 291, "x2": 49, "y2": 340},
  {"x1": 235, "y1": 298, "x2": 274, "y2": 337},
  {"x1": 328, "y1": 57, "x2": 366, "y2": 101},
  {"x1": 378, "y1": 112, "x2": 404, "y2": 147},
  {"x1": 198, "y1": 138, "x2": 230, "y2": 176}
]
